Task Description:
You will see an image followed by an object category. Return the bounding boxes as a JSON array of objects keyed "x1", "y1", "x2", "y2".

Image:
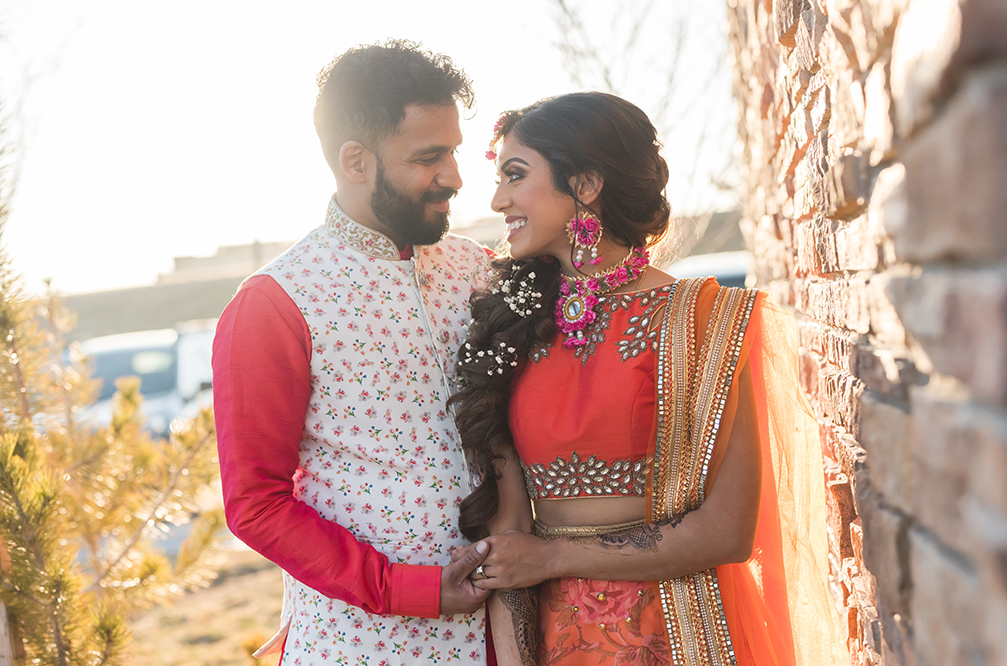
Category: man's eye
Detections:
[{"x1": 417, "y1": 157, "x2": 438, "y2": 166}]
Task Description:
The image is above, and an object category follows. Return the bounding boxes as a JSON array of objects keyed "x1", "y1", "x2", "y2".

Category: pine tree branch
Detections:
[
  {"x1": 0, "y1": 458, "x2": 69, "y2": 664},
  {"x1": 49, "y1": 577, "x2": 69, "y2": 666},
  {"x1": 6, "y1": 334, "x2": 31, "y2": 423},
  {"x1": 0, "y1": 577, "x2": 45, "y2": 606},
  {"x1": 87, "y1": 429, "x2": 214, "y2": 593}
]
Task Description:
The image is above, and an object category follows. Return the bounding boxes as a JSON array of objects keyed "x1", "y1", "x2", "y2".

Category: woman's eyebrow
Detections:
[{"x1": 500, "y1": 157, "x2": 530, "y2": 169}]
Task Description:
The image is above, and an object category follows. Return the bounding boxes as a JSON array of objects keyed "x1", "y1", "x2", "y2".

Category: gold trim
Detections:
[
  {"x1": 650, "y1": 279, "x2": 757, "y2": 666},
  {"x1": 533, "y1": 518, "x2": 644, "y2": 539},
  {"x1": 323, "y1": 196, "x2": 401, "y2": 260}
]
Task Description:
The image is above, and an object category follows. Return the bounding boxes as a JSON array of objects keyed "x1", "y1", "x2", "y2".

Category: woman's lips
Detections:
[{"x1": 506, "y1": 217, "x2": 527, "y2": 240}]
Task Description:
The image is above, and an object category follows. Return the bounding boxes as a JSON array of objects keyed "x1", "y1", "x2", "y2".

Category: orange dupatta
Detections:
[{"x1": 648, "y1": 279, "x2": 848, "y2": 666}]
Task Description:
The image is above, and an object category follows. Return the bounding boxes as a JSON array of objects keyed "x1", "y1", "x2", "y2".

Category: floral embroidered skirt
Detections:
[{"x1": 534, "y1": 520, "x2": 670, "y2": 665}]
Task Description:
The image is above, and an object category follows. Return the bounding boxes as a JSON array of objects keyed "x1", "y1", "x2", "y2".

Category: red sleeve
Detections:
[{"x1": 213, "y1": 274, "x2": 442, "y2": 618}]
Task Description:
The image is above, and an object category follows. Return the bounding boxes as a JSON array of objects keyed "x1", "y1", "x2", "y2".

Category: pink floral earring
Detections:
[{"x1": 567, "y1": 211, "x2": 604, "y2": 269}]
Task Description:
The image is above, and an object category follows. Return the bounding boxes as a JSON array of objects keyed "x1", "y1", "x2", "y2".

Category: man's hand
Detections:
[{"x1": 440, "y1": 541, "x2": 492, "y2": 616}]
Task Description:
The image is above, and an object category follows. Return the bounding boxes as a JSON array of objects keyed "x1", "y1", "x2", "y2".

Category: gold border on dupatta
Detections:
[{"x1": 650, "y1": 278, "x2": 758, "y2": 666}]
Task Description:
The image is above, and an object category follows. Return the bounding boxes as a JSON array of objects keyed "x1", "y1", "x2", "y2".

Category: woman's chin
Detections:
[{"x1": 507, "y1": 242, "x2": 533, "y2": 261}]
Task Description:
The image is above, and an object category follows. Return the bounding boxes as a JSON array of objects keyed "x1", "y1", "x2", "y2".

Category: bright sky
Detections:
[{"x1": 0, "y1": 0, "x2": 733, "y2": 295}]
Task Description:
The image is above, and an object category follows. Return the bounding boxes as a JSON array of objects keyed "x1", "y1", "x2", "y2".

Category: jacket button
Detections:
[{"x1": 437, "y1": 331, "x2": 450, "y2": 344}]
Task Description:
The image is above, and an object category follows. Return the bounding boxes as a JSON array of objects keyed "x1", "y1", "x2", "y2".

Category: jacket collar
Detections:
[{"x1": 323, "y1": 195, "x2": 403, "y2": 261}]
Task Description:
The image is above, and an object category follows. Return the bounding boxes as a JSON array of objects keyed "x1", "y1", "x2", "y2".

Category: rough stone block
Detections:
[
  {"x1": 909, "y1": 528, "x2": 985, "y2": 666},
  {"x1": 823, "y1": 326, "x2": 856, "y2": 373},
  {"x1": 819, "y1": 15, "x2": 863, "y2": 79},
  {"x1": 775, "y1": 0, "x2": 811, "y2": 47},
  {"x1": 830, "y1": 69, "x2": 866, "y2": 150},
  {"x1": 907, "y1": 381, "x2": 975, "y2": 546},
  {"x1": 954, "y1": 0, "x2": 1007, "y2": 78},
  {"x1": 864, "y1": 271, "x2": 907, "y2": 347},
  {"x1": 813, "y1": 215, "x2": 842, "y2": 274},
  {"x1": 794, "y1": 178, "x2": 820, "y2": 220},
  {"x1": 865, "y1": 164, "x2": 905, "y2": 268},
  {"x1": 889, "y1": 0, "x2": 964, "y2": 136},
  {"x1": 789, "y1": 67, "x2": 815, "y2": 110},
  {"x1": 776, "y1": 119, "x2": 816, "y2": 180},
  {"x1": 810, "y1": 82, "x2": 832, "y2": 132},
  {"x1": 795, "y1": 4, "x2": 826, "y2": 71},
  {"x1": 821, "y1": 151, "x2": 870, "y2": 220},
  {"x1": 898, "y1": 67, "x2": 1007, "y2": 264},
  {"x1": 800, "y1": 352, "x2": 823, "y2": 407},
  {"x1": 889, "y1": 265, "x2": 1007, "y2": 408},
  {"x1": 859, "y1": 391, "x2": 915, "y2": 510},
  {"x1": 795, "y1": 219, "x2": 819, "y2": 275},
  {"x1": 797, "y1": 316, "x2": 825, "y2": 355},
  {"x1": 983, "y1": 595, "x2": 1007, "y2": 666},
  {"x1": 862, "y1": 61, "x2": 895, "y2": 166},
  {"x1": 878, "y1": 609, "x2": 915, "y2": 666},
  {"x1": 802, "y1": 277, "x2": 872, "y2": 334},
  {"x1": 853, "y1": 343, "x2": 923, "y2": 401},
  {"x1": 891, "y1": 0, "x2": 1007, "y2": 136},
  {"x1": 818, "y1": 366, "x2": 865, "y2": 435},
  {"x1": 859, "y1": 0, "x2": 910, "y2": 43},
  {"x1": 827, "y1": 476, "x2": 858, "y2": 559},
  {"x1": 858, "y1": 482, "x2": 910, "y2": 614},
  {"x1": 834, "y1": 214, "x2": 881, "y2": 272},
  {"x1": 961, "y1": 492, "x2": 1007, "y2": 598},
  {"x1": 965, "y1": 405, "x2": 1007, "y2": 520}
]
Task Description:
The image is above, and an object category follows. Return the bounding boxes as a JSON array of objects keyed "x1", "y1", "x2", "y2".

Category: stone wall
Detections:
[{"x1": 726, "y1": 0, "x2": 1007, "y2": 664}]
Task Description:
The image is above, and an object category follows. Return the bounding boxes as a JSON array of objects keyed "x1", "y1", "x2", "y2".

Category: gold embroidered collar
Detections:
[{"x1": 323, "y1": 196, "x2": 402, "y2": 261}]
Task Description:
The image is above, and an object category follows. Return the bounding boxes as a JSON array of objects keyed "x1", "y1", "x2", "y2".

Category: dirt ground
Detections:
[{"x1": 129, "y1": 547, "x2": 284, "y2": 666}]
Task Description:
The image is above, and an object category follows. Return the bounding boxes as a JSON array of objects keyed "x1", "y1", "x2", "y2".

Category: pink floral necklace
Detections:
[{"x1": 556, "y1": 247, "x2": 650, "y2": 349}]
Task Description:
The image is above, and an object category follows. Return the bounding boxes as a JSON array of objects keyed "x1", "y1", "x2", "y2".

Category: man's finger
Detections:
[{"x1": 455, "y1": 540, "x2": 488, "y2": 577}]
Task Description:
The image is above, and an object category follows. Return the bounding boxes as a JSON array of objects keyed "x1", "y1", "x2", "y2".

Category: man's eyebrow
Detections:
[{"x1": 409, "y1": 144, "x2": 458, "y2": 158}]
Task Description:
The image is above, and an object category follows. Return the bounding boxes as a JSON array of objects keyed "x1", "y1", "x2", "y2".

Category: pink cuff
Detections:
[{"x1": 389, "y1": 563, "x2": 441, "y2": 618}]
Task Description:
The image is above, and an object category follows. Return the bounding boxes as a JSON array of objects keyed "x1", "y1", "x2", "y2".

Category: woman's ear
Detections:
[
  {"x1": 339, "y1": 141, "x2": 372, "y2": 185},
  {"x1": 573, "y1": 171, "x2": 604, "y2": 207}
]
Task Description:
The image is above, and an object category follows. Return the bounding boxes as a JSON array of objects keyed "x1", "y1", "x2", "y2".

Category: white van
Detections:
[{"x1": 79, "y1": 320, "x2": 216, "y2": 437}]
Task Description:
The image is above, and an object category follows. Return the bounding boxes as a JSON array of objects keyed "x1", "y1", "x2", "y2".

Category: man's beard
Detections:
[{"x1": 370, "y1": 161, "x2": 456, "y2": 247}]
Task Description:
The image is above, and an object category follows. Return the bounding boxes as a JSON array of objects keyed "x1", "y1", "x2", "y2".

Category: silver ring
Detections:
[{"x1": 475, "y1": 565, "x2": 488, "y2": 580}]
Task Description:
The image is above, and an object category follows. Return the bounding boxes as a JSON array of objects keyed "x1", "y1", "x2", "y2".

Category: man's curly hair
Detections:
[{"x1": 314, "y1": 39, "x2": 474, "y2": 171}]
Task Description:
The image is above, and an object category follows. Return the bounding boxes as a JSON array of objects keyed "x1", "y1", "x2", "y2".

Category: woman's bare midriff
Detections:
[{"x1": 533, "y1": 495, "x2": 647, "y2": 527}]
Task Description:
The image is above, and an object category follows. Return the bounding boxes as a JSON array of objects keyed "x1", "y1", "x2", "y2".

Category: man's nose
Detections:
[{"x1": 437, "y1": 154, "x2": 463, "y2": 191}]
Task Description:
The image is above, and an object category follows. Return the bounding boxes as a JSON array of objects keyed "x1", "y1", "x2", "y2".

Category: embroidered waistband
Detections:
[
  {"x1": 533, "y1": 518, "x2": 646, "y2": 539},
  {"x1": 520, "y1": 452, "x2": 647, "y2": 499}
]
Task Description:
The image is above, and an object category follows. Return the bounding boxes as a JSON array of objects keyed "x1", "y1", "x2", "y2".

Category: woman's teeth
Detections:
[{"x1": 507, "y1": 219, "x2": 527, "y2": 232}]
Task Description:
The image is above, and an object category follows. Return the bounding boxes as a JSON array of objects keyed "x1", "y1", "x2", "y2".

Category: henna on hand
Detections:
[{"x1": 592, "y1": 513, "x2": 686, "y2": 552}]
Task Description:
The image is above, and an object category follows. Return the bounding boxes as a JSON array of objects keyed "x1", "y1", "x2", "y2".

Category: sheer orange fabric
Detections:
[{"x1": 714, "y1": 293, "x2": 848, "y2": 665}]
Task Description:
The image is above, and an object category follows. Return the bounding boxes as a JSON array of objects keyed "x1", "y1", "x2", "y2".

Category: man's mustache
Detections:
[{"x1": 421, "y1": 189, "x2": 458, "y2": 204}]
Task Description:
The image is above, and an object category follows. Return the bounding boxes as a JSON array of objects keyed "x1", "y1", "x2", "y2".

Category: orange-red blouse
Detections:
[{"x1": 509, "y1": 281, "x2": 722, "y2": 499}]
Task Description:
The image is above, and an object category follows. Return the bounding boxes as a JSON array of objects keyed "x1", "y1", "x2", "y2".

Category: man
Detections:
[{"x1": 212, "y1": 41, "x2": 493, "y2": 665}]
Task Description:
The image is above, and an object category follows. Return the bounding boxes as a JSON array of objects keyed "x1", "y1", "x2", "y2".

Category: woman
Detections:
[{"x1": 451, "y1": 92, "x2": 848, "y2": 665}]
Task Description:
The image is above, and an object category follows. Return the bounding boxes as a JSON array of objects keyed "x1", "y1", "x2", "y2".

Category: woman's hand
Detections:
[{"x1": 469, "y1": 530, "x2": 559, "y2": 590}]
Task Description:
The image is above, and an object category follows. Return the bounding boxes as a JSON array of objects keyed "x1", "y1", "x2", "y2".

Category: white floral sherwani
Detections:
[{"x1": 256, "y1": 197, "x2": 491, "y2": 665}]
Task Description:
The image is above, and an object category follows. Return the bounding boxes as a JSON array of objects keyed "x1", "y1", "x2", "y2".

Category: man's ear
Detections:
[
  {"x1": 572, "y1": 171, "x2": 604, "y2": 207},
  {"x1": 339, "y1": 141, "x2": 372, "y2": 185}
]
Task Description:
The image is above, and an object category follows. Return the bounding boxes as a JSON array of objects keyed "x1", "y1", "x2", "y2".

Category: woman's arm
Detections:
[
  {"x1": 473, "y1": 361, "x2": 762, "y2": 590},
  {"x1": 484, "y1": 447, "x2": 538, "y2": 665}
]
